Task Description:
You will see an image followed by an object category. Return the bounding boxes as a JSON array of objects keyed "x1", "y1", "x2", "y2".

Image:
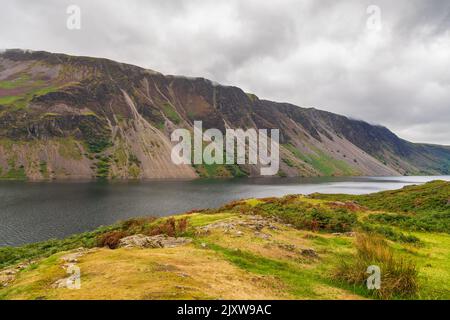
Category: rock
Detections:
[
  {"x1": 196, "y1": 221, "x2": 237, "y2": 235},
  {"x1": 52, "y1": 278, "x2": 69, "y2": 289},
  {"x1": 118, "y1": 234, "x2": 161, "y2": 248},
  {"x1": 254, "y1": 231, "x2": 271, "y2": 240},
  {"x1": 118, "y1": 234, "x2": 192, "y2": 249},
  {"x1": 0, "y1": 272, "x2": 16, "y2": 287},
  {"x1": 162, "y1": 236, "x2": 193, "y2": 248},
  {"x1": 200, "y1": 242, "x2": 208, "y2": 248},
  {"x1": 301, "y1": 248, "x2": 319, "y2": 258},
  {"x1": 178, "y1": 273, "x2": 190, "y2": 278},
  {"x1": 197, "y1": 216, "x2": 280, "y2": 235},
  {"x1": 0, "y1": 260, "x2": 37, "y2": 287},
  {"x1": 332, "y1": 232, "x2": 356, "y2": 237},
  {"x1": 233, "y1": 231, "x2": 244, "y2": 237},
  {"x1": 344, "y1": 232, "x2": 356, "y2": 237},
  {"x1": 277, "y1": 243, "x2": 296, "y2": 252},
  {"x1": 51, "y1": 272, "x2": 80, "y2": 289},
  {"x1": 60, "y1": 247, "x2": 95, "y2": 264},
  {"x1": 4, "y1": 269, "x2": 17, "y2": 276}
]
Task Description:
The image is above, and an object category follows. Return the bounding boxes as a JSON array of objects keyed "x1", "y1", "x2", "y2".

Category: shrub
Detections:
[
  {"x1": 333, "y1": 233, "x2": 418, "y2": 299},
  {"x1": 176, "y1": 217, "x2": 189, "y2": 235},
  {"x1": 97, "y1": 231, "x2": 127, "y2": 249},
  {"x1": 120, "y1": 217, "x2": 157, "y2": 234},
  {"x1": 146, "y1": 217, "x2": 189, "y2": 237},
  {"x1": 251, "y1": 199, "x2": 357, "y2": 233},
  {"x1": 366, "y1": 212, "x2": 450, "y2": 234},
  {"x1": 359, "y1": 223, "x2": 421, "y2": 244}
]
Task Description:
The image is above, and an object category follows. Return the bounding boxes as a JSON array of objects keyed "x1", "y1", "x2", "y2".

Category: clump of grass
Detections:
[{"x1": 333, "y1": 233, "x2": 418, "y2": 299}]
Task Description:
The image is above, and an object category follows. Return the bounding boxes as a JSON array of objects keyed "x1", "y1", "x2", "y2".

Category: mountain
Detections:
[{"x1": 0, "y1": 49, "x2": 449, "y2": 180}]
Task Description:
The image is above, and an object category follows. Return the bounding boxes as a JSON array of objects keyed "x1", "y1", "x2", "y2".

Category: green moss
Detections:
[
  {"x1": 128, "y1": 164, "x2": 140, "y2": 178},
  {"x1": 245, "y1": 93, "x2": 258, "y2": 102},
  {"x1": 1, "y1": 166, "x2": 27, "y2": 180},
  {"x1": 0, "y1": 96, "x2": 23, "y2": 105},
  {"x1": 57, "y1": 138, "x2": 83, "y2": 160},
  {"x1": 226, "y1": 164, "x2": 248, "y2": 177},
  {"x1": 113, "y1": 144, "x2": 128, "y2": 166},
  {"x1": 161, "y1": 102, "x2": 181, "y2": 124},
  {"x1": 284, "y1": 143, "x2": 357, "y2": 176},
  {"x1": 155, "y1": 121, "x2": 165, "y2": 131},
  {"x1": 277, "y1": 170, "x2": 287, "y2": 177},
  {"x1": 39, "y1": 161, "x2": 49, "y2": 179},
  {"x1": 0, "y1": 84, "x2": 59, "y2": 110},
  {"x1": 43, "y1": 112, "x2": 58, "y2": 117},
  {"x1": 282, "y1": 158, "x2": 295, "y2": 167},
  {"x1": 95, "y1": 155, "x2": 111, "y2": 179},
  {"x1": 0, "y1": 75, "x2": 31, "y2": 89},
  {"x1": 85, "y1": 138, "x2": 111, "y2": 154},
  {"x1": 128, "y1": 153, "x2": 141, "y2": 166}
]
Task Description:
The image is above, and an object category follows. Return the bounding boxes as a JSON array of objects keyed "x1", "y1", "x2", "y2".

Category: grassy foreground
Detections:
[{"x1": 0, "y1": 180, "x2": 449, "y2": 300}]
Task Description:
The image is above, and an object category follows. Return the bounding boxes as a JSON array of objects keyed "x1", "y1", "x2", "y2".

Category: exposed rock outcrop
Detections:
[{"x1": 118, "y1": 234, "x2": 192, "y2": 249}]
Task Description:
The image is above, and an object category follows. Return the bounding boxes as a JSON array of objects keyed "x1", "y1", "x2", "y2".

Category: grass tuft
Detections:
[{"x1": 333, "y1": 233, "x2": 419, "y2": 299}]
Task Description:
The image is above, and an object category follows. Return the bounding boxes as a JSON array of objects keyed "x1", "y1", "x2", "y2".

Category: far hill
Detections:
[{"x1": 1, "y1": 49, "x2": 449, "y2": 180}]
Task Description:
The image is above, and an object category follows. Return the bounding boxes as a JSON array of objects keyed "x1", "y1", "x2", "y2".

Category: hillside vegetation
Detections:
[
  {"x1": 1, "y1": 49, "x2": 450, "y2": 180},
  {"x1": 0, "y1": 180, "x2": 449, "y2": 300}
]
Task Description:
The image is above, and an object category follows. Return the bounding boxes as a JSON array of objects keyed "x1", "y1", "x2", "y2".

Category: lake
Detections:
[{"x1": 0, "y1": 175, "x2": 448, "y2": 247}]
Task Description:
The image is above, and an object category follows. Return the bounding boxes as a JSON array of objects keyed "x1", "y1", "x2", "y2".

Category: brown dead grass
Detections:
[{"x1": 47, "y1": 247, "x2": 289, "y2": 300}]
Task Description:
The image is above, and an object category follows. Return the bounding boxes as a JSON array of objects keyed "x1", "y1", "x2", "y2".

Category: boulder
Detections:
[
  {"x1": 300, "y1": 248, "x2": 319, "y2": 258},
  {"x1": 118, "y1": 234, "x2": 192, "y2": 249}
]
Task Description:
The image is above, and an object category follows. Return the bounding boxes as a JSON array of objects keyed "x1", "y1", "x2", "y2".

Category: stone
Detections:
[
  {"x1": 300, "y1": 248, "x2": 319, "y2": 258},
  {"x1": 234, "y1": 231, "x2": 244, "y2": 237},
  {"x1": 277, "y1": 243, "x2": 296, "y2": 252},
  {"x1": 254, "y1": 231, "x2": 271, "y2": 240},
  {"x1": 118, "y1": 234, "x2": 192, "y2": 249}
]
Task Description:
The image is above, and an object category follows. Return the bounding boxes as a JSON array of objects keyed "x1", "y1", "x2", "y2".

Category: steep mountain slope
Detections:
[{"x1": 0, "y1": 49, "x2": 449, "y2": 180}]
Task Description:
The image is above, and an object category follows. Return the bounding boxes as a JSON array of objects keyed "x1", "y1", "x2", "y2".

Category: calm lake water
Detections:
[{"x1": 0, "y1": 175, "x2": 448, "y2": 247}]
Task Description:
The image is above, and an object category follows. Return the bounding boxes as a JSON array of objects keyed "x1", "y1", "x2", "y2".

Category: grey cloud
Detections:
[{"x1": 0, "y1": 0, "x2": 449, "y2": 144}]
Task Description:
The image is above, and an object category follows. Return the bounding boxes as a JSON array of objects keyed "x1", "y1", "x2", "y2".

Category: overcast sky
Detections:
[{"x1": 1, "y1": 0, "x2": 449, "y2": 145}]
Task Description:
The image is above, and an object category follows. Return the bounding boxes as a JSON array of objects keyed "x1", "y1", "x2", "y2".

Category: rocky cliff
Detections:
[{"x1": 0, "y1": 49, "x2": 449, "y2": 180}]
